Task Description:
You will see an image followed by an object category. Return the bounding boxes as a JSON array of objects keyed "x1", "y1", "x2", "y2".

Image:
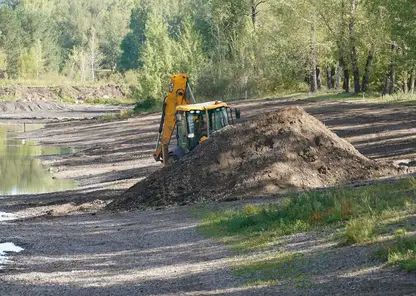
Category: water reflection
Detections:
[{"x1": 0, "y1": 124, "x2": 76, "y2": 195}]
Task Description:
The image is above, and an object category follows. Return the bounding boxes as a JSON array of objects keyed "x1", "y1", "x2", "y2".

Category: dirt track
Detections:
[{"x1": 0, "y1": 98, "x2": 415, "y2": 295}]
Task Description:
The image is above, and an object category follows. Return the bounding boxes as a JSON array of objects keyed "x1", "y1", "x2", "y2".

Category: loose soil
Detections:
[{"x1": 108, "y1": 107, "x2": 404, "y2": 211}]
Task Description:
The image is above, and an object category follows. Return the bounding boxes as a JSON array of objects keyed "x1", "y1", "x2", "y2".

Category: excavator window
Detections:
[
  {"x1": 176, "y1": 112, "x2": 189, "y2": 154},
  {"x1": 186, "y1": 111, "x2": 206, "y2": 149},
  {"x1": 176, "y1": 107, "x2": 231, "y2": 154}
]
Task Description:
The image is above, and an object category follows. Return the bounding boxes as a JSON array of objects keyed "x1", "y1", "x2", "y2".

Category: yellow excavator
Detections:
[{"x1": 154, "y1": 73, "x2": 240, "y2": 165}]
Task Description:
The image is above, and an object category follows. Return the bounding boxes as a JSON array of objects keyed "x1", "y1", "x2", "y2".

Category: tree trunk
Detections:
[
  {"x1": 351, "y1": 47, "x2": 360, "y2": 93},
  {"x1": 310, "y1": 20, "x2": 318, "y2": 93},
  {"x1": 349, "y1": 0, "x2": 360, "y2": 93},
  {"x1": 388, "y1": 43, "x2": 397, "y2": 95},
  {"x1": 343, "y1": 69, "x2": 350, "y2": 92},
  {"x1": 389, "y1": 63, "x2": 396, "y2": 95},
  {"x1": 331, "y1": 67, "x2": 336, "y2": 89},
  {"x1": 382, "y1": 76, "x2": 388, "y2": 96},
  {"x1": 316, "y1": 67, "x2": 322, "y2": 90},
  {"x1": 81, "y1": 53, "x2": 87, "y2": 83},
  {"x1": 403, "y1": 71, "x2": 409, "y2": 93},
  {"x1": 311, "y1": 67, "x2": 318, "y2": 93},
  {"x1": 326, "y1": 67, "x2": 333, "y2": 89},
  {"x1": 361, "y1": 44, "x2": 375, "y2": 92},
  {"x1": 90, "y1": 27, "x2": 96, "y2": 82},
  {"x1": 410, "y1": 68, "x2": 415, "y2": 94},
  {"x1": 336, "y1": 63, "x2": 342, "y2": 89}
]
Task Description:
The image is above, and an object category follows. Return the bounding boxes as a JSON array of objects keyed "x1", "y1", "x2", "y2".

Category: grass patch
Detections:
[
  {"x1": 58, "y1": 97, "x2": 77, "y2": 104},
  {"x1": 0, "y1": 96, "x2": 17, "y2": 102},
  {"x1": 374, "y1": 233, "x2": 416, "y2": 273},
  {"x1": 306, "y1": 91, "x2": 361, "y2": 101},
  {"x1": 233, "y1": 252, "x2": 307, "y2": 287},
  {"x1": 99, "y1": 109, "x2": 134, "y2": 121},
  {"x1": 366, "y1": 93, "x2": 416, "y2": 104},
  {"x1": 198, "y1": 179, "x2": 415, "y2": 286},
  {"x1": 85, "y1": 97, "x2": 136, "y2": 105},
  {"x1": 199, "y1": 178, "x2": 416, "y2": 252},
  {"x1": 298, "y1": 91, "x2": 416, "y2": 106}
]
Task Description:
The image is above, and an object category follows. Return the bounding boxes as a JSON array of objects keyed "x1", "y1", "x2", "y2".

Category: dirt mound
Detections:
[
  {"x1": 0, "y1": 85, "x2": 125, "y2": 102},
  {"x1": 107, "y1": 107, "x2": 402, "y2": 211}
]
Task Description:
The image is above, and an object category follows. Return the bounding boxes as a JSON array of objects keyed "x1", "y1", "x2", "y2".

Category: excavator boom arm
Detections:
[{"x1": 153, "y1": 74, "x2": 193, "y2": 162}]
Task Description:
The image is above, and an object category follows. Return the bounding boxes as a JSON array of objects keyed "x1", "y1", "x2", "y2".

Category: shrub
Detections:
[
  {"x1": 343, "y1": 216, "x2": 376, "y2": 244},
  {"x1": 133, "y1": 97, "x2": 161, "y2": 113}
]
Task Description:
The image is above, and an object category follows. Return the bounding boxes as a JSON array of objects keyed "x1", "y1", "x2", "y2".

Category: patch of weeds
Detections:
[
  {"x1": 58, "y1": 97, "x2": 77, "y2": 104},
  {"x1": 234, "y1": 252, "x2": 307, "y2": 287},
  {"x1": 99, "y1": 109, "x2": 134, "y2": 121},
  {"x1": 374, "y1": 233, "x2": 416, "y2": 273},
  {"x1": 199, "y1": 178, "x2": 416, "y2": 251},
  {"x1": 388, "y1": 234, "x2": 416, "y2": 272},
  {"x1": 373, "y1": 93, "x2": 416, "y2": 104},
  {"x1": 343, "y1": 216, "x2": 376, "y2": 244},
  {"x1": 306, "y1": 92, "x2": 361, "y2": 102},
  {"x1": 85, "y1": 97, "x2": 135, "y2": 105},
  {"x1": 0, "y1": 96, "x2": 17, "y2": 102}
]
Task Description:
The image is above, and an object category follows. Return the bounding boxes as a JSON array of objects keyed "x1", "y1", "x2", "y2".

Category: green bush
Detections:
[{"x1": 133, "y1": 97, "x2": 162, "y2": 113}]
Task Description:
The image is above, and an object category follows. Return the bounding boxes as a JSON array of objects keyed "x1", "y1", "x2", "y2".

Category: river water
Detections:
[{"x1": 0, "y1": 124, "x2": 76, "y2": 195}]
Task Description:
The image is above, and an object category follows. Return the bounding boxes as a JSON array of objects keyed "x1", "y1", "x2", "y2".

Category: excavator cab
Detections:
[
  {"x1": 175, "y1": 102, "x2": 231, "y2": 157},
  {"x1": 154, "y1": 73, "x2": 240, "y2": 165}
]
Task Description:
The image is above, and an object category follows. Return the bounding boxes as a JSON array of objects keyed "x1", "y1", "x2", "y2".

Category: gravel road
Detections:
[
  {"x1": 1, "y1": 206, "x2": 414, "y2": 296},
  {"x1": 0, "y1": 208, "x2": 252, "y2": 296}
]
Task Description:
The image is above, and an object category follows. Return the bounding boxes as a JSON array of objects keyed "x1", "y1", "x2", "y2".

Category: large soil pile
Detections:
[{"x1": 107, "y1": 107, "x2": 402, "y2": 211}]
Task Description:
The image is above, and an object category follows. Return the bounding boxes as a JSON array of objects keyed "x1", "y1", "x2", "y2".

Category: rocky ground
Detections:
[{"x1": 0, "y1": 98, "x2": 415, "y2": 295}]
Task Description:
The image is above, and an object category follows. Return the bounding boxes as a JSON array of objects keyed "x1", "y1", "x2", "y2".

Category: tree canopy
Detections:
[{"x1": 0, "y1": 0, "x2": 415, "y2": 99}]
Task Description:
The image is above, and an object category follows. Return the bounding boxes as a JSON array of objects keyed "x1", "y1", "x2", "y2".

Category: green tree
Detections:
[
  {"x1": 137, "y1": 11, "x2": 176, "y2": 100},
  {"x1": 119, "y1": 5, "x2": 148, "y2": 71}
]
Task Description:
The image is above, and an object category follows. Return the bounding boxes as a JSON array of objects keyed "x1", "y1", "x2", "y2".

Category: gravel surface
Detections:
[
  {"x1": 0, "y1": 208, "x2": 257, "y2": 296},
  {"x1": 1, "y1": 208, "x2": 414, "y2": 296}
]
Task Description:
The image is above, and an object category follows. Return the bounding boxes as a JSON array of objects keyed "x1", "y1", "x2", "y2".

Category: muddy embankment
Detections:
[
  {"x1": 0, "y1": 84, "x2": 126, "y2": 102},
  {"x1": 0, "y1": 85, "x2": 129, "y2": 119}
]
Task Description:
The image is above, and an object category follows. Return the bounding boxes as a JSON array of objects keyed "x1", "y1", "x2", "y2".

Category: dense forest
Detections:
[{"x1": 0, "y1": 0, "x2": 415, "y2": 100}]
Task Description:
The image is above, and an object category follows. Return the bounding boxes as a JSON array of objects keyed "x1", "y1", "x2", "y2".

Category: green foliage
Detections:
[
  {"x1": 19, "y1": 40, "x2": 44, "y2": 79},
  {"x1": 119, "y1": 5, "x2": 148, "y2": 71},
  {"x1": 0, "y1": 0, "x2": 415, "y2": 98},
  {"x1": 136, "y1": 10, "x2": 176, "y2": 100}
]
